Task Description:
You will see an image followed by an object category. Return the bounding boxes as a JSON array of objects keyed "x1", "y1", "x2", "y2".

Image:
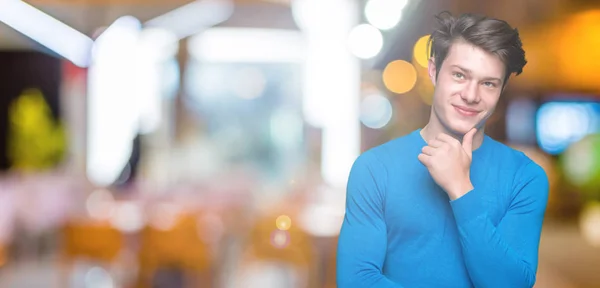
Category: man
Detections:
[{"x1": 337, "y1": 12, "x2": 549, "y2": 288}]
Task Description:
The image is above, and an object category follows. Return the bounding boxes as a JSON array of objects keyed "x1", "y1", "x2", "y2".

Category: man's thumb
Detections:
[{"x1": 462, "y1": 128, "x2": 477, "y2": 155}]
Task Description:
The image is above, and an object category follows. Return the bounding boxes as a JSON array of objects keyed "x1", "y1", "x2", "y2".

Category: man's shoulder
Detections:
[
  {"x1": 486, "y1": 136, "x2": 534, "y2": 166},
  {"x1": 359, "y1": 130, "x2": 421, "y2": 166},
  {"x1": 486, "y1": 137, "x2": 548, "y2": 186},
  {"x1": 348, "y1": 131, "x2": 420, "y2": 198}
]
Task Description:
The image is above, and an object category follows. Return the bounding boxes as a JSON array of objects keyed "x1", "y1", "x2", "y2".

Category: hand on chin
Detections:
[
  {"x1": 447, "y1": 121, "x2": 477, "y2": 137},
  {"x1": 418, "y1": 128, "x2": 477, "y2": 200}
]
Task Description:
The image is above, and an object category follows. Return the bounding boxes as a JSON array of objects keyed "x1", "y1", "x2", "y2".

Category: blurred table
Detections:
[{"x1": 535, "y1": 220, "x2": 600, "y2": 288}]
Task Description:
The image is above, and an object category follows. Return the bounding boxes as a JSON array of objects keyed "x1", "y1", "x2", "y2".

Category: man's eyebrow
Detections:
[
  {"x1": 482, "y1": 76, "x2": 503, "y2": 83},
  {"x1": 450, "y1": 64, "x2": 502, "y2": 82},
  {"x1": 451, "y1": 64, "x2": 472, "y2": 74}
]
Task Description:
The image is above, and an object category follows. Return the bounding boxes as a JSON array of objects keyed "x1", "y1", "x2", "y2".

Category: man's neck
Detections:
[{"x1": 420, "y1": 119, "x2": 485, "y2": 151}]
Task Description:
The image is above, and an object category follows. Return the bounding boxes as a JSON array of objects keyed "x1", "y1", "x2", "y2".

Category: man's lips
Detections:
[{"x1": 453, "y1": 105, "x2": 480, "y2": 116}]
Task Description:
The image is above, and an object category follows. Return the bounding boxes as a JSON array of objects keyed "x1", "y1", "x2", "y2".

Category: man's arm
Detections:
[
  {"x1": 337, "y1": 152, "x2": 403, "y2": 288},
  {"x1": 450, "y1": 161, "x2": 549, "y2": 288}
]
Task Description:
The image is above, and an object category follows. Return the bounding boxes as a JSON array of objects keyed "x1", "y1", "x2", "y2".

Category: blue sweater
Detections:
[{"x1": 337, "y1": 129, "x2": 549, "y2": 288}]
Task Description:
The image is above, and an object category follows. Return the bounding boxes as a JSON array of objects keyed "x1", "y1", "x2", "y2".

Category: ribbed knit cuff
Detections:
[{"x1": 450, "y1": 188, "x2": 488, "y2": 225}]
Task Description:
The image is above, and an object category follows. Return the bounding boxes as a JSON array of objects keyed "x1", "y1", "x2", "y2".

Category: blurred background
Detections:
[{"x1": 0, "y1": 0, "x2": 599, "y2": 287}]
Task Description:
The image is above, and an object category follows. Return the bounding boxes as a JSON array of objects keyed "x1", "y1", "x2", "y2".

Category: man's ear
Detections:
[{"x1": 428, "y1": 58, "x2": 437, "y2": 86}]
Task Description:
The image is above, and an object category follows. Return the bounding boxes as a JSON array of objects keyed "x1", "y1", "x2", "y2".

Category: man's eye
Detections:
[
  {"x1": 452, "y1": 72, "x2": 465, "y2": 79},
  {"x1": 483, "y1": 82, "x2": 496, "y2": 88}
]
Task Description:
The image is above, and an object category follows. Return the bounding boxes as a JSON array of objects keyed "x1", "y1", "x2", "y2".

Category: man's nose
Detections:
[{"x1": 460, "y1": 81, "x2": 480, "y2": 103}]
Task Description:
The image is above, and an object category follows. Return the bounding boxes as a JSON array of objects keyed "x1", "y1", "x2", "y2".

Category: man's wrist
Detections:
[{"x1": 448, "y1": 179, "x2": 474, "y2": 200}]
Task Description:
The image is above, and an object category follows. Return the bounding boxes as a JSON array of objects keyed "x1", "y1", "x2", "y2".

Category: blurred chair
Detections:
[
  {"x1": 236, "y1": 211, "x2": 318, "y2": 288},
  {"x1": 60, "y1": 220, "x2": 124, "y2": 286},
  {"x1": 61, "y1": 220, "x2": 123, "y2": 263},
  {"x1": 136, "y1": 211, "x2": 214, "y2": 288}
]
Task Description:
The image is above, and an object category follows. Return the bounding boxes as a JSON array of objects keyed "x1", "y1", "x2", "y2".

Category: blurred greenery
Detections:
[
  {"x1": 560, "y1": 133, "x2": 600, "y2": 201},
  {"x1": 7, "y1": 88, "x2": 66, "y2": 171}
]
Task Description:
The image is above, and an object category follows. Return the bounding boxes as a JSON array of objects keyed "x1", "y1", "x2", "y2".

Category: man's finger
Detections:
[
  {"x1": 421, "y1": 146, "x2": 436, "y2": 156},
  {"x1": 462, "y1": 128, "x2": 477, "y2": 156},
  {"x1": 428, "y1": 139, "x2": 445, "y2": 148},
  {"x1": 418, "y1": 153, "x2": 431, "y2": 166}
]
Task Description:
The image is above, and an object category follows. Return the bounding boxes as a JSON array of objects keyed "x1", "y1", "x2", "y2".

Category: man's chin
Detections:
[{"x1": 447, "y1": 123, "x2": 475, "y2": 136}]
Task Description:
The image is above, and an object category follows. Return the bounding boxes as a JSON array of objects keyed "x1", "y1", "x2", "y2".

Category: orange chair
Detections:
[
  {"x1": 137, "y1": 212, "x2": 214, "y2": 288},
  {"x1": 62, "y1": 221, "x2": 123, "y2": 263},
  {"x1": 60, "y1": 221, "x2": 124, "y2": 287}
]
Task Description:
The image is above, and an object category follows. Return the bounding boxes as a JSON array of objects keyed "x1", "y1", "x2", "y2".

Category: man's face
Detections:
[{"x1": 428, "y1": 40, "x2": 506, "y2": 136}]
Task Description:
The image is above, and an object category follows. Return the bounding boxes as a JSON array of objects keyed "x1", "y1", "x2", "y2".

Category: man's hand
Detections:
[{"x1": 418, "y1": 128, "x2": 477, "y2": 200}]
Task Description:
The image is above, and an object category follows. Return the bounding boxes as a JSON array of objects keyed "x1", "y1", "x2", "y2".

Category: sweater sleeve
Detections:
[
  {"x1": 337, "y1": 152, "x2": 403, "y2": 288},
  {"x1": 450, "y1": 160, "x2": 549, "y2": 288}
]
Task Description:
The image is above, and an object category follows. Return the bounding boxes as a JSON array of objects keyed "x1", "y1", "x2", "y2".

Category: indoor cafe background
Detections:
[{"x1": 0, "y1": 0, "x2": 599, "y2": 287}]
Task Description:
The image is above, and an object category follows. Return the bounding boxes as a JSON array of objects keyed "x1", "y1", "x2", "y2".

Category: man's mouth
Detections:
[{"x1": 453, "y1": 105, "x2": 480, "y2": 117}]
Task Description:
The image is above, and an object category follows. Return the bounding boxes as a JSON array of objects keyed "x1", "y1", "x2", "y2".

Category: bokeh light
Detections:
[
  {"x1": 297, "y1": 186, "x2": 346, "y2": 237},
  {"x1": 556, "y1": 10, "x2": 600, "y2": 91},
  {"x1": 536, "y1": 102, "x2": 598, "y2": 155},
  {"x1": 86, "y1": 189, "x2": 115, "y2": 220},
  {"x1": 412, "y1": 34, "x2": 431, "y2": 68},
  {"x1": 84, "y1": 266, "x2": 114, "y2": 288},
  {"x1": 270, "y1": 230, "x2": 291, "y2": 249},
  {"x1": 109, "y1": 201, "x2": 144, "y2": 233},
  {"x1": 580, "y1": 202, "x2": 600, "y2": 248},
  {"x1": 347, "y1": 24, "x2": 383, "y2": 59},
  {"x1": 275, "y1": 215, "x2": 292, "y2": 231},
  {"x1": 364, "y1": 0, "x2": 407, "y2": 30},
  {"x1": 291, "y1": 0, "x2": 344, "y2": 31},
  {"x1": 516, "y1": 10, "x2": 600, "y2": 91},
  {"x1": 561, "y1": 134, "x2": 600, "y2": 194},
  {"x1": 382, "y1": 60, "x2": 417, "y2": 94},
  {"x1": 360, "y1": 93, "x2": 393, "y2": 129}
]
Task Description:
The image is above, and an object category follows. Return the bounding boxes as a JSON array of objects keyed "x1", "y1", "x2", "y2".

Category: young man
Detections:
[{"x1": 337, "y1": 12, "x2": 549, "y2": 288}]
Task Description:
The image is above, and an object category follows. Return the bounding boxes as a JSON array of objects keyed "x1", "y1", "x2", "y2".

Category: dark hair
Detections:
[{"x1": 427, "y1": 12, "x2": 527, "y2": 84}]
